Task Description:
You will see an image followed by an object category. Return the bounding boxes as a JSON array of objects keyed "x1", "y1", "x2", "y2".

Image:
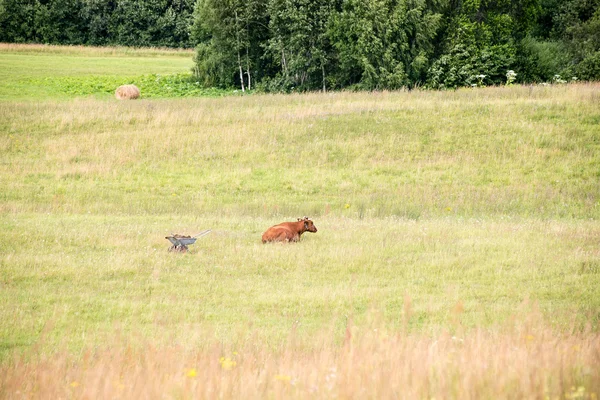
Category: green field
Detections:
[
  {"x1": 1, "y1": 45, "x2": 599, "y2": 398},
  {"x1": 0, "y1": 43, "x2": 216, "y2": 100}
]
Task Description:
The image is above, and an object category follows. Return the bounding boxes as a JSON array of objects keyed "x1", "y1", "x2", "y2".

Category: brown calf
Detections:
[{"x1": 261, "y1": 217, "x2": 318, "y2": 243}]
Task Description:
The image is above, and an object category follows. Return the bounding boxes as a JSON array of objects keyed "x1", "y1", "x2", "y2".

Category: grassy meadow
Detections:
[{"x1": 1, "y1": 44, "x2": 600, "y2": 398}]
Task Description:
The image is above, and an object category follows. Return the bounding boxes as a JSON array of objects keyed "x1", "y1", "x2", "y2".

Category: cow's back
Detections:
[{"x1": 262, "y1": 223, "x2": 297, "y2": 243}]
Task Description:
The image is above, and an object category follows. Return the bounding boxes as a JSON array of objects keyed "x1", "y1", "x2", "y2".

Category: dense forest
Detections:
[
  {"x1": 0, "y1": 0, "x2": 196, "y2": 48},
  {"x1": 1, "y1": 0, "x2": 599, "y2": 90}
]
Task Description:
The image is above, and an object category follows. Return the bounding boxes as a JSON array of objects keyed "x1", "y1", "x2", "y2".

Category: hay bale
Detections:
[{"x1": 115, "y1": 84, "x2": 140, "y2": 100}]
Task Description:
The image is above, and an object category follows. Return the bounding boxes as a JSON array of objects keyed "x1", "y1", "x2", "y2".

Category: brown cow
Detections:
[{"x1": 261, "y1": 217, "x2": 318, "y2": 243}]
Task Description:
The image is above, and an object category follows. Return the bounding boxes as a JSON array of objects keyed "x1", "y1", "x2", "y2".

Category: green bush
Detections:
[
  {"x1": 517, "y1": 37, "x2": 571, "y2": 82},
  {"x1": 575, "y1": 51, "x2": 600, "y2": 80},
  {"x1": 427, "y1": 44, "x2": 515, "y2": 89}
]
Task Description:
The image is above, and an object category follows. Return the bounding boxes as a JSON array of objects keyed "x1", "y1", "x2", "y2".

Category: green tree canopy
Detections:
[{"x1": 1, "y1": 0, "x2": 599, "y2": 88}]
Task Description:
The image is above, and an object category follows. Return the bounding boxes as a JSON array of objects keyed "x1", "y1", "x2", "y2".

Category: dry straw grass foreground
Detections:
[
  {"x1": 2, "y1": 310, "x2": 599, "y2": 400},
  {"x1": 115, "y1": 84, "x2": 141, "y2": 100}
]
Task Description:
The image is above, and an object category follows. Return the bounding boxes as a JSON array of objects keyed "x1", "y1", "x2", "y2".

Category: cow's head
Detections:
[{"x1": 298, "y1": 216, "x2": 318, "y2": 233}]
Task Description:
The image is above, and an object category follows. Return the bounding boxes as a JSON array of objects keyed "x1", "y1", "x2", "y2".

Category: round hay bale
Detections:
[{"x1": 115, "y1": 84, "x2": 140, "y2": 100}]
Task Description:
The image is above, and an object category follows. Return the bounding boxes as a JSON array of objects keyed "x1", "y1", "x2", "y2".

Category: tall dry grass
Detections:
[{"x1": 1, "y1": 310, "x2": 598, "y2": 399}]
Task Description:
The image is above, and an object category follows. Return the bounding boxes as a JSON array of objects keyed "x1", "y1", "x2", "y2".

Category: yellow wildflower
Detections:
[
  {"x1": 219, "y1": 357, "x2": 237, "y2": 370},
  {"x1": 186, "y1": 368, "x2": 197, "y2": 378},
  {"x1": 275, "y1": 375, "x2": 292, "y2": 382}
]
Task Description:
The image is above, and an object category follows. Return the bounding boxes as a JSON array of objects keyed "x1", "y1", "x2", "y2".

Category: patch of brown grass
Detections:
[{"x1": 2, "y1": 312, "x2": 598, "y2": 399}]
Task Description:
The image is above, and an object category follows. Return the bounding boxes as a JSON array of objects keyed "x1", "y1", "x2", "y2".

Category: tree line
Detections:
[
  {"x1": 0, "y1": 0, "x2": 196, "y2": 48},
  {"x1": 192, "y1": 0, "x2": 600, "y2": 90},
  {"x1": 1, "y1": 0, "x2": 599, "y2": 90}
]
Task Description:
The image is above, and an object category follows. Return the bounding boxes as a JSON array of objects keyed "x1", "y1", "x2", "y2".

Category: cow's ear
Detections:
[
  {"x1": 297, "y1": 218, "x2": 302, "y2": 221},
  {"x1": 304, "y1": 221, "x2": 309, "y2": 229}
]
